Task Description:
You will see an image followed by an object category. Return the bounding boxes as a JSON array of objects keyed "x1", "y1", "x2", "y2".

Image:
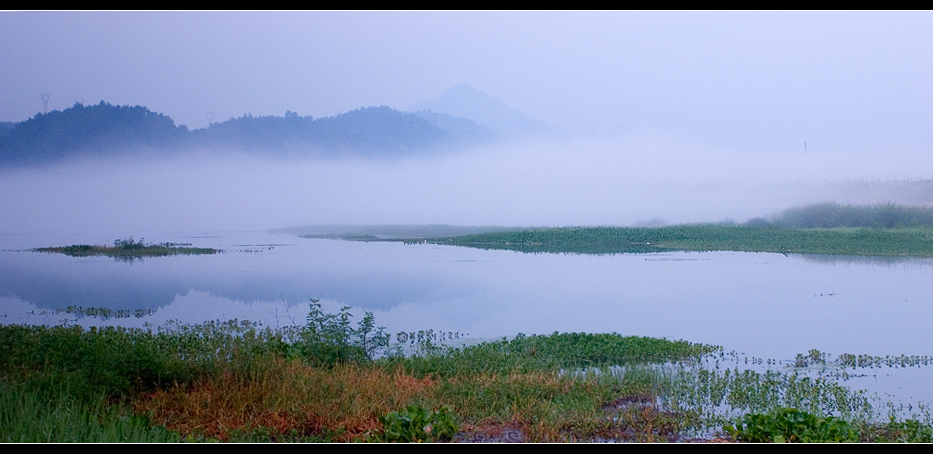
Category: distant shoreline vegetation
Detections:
[
  {"x1": 414, "y1": 203, "x2": 933, "y2": 257},
  {"x1": 32, "y1": 237, "x2": 220, "y2": 261}
]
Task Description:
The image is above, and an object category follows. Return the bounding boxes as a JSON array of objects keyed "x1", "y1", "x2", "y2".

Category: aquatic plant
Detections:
[
  {"x1": 724, "y1": 407, "x2": 859, "y2": 443},
  {"x1": 391, "y1": 332, "x2": 717, "y2": 378}
]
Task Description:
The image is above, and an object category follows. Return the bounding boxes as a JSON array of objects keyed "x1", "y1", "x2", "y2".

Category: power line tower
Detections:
[
  {"x1": 205, "y1": 111, "x2": 215, "y2": 126},
  {"x1": 41, "y1": 93, "x2": 50, "y2": 114}
]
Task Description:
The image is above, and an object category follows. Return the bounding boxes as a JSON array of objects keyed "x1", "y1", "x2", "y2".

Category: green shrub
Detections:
[{"x1": 293, "y1": 299, "x2": 390, "y2": 365}]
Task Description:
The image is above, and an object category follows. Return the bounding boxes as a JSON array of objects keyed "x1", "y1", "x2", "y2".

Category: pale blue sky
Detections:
[{"x1": 1, "y1": 10, "x2": 931, "y2": 155}]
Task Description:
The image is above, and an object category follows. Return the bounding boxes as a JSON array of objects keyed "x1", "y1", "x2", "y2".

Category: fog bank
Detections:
[{"x1": 1, "y1": 136, "x2": 929, "y2": 242}]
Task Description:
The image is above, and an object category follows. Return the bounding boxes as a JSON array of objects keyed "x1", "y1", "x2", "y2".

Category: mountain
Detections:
[
  {"x1": 408, "y1": 83, "x2": 565, "y2": 140},
  {"x1": 0, "y1": 121, "x2": 15, "y2": 137},
  {"x1": 0, "y1": 103, "x2": 496, "y2": 166},
  {"x1": 410, "y1": 110, "x2": 500, "y2": 147}
]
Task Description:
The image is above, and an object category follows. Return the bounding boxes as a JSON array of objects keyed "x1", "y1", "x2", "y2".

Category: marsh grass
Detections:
[
  {"x1": 0, "y1": 382, "x2": 180, "y2": 443},
  {"x1": 413, "y1": 203, "x2": 933, "y2": 257},
  {"x1": 428, "y1": 223, "x2": 933, "y2": 257},
  {"x1": 2, "y1": 307, "x2": 932, "y2": 442}
]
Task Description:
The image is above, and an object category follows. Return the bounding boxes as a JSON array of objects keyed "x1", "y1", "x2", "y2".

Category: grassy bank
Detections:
[
  {"x1": 2, "y1": 302, "x2": 931, "y2": 442},
  {"x1": 32, "y1": 237, "x2": 219, "y2": 261},
  {"x1": 357, "y1": 204, "x2": 930, "y2": 257},
  {"x1": 426, "y1": 224, "x2": 933, "y2": 257}
]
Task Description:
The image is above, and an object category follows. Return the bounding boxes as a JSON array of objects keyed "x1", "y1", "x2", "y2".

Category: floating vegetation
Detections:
[
  {"x1": 794, "y1": 348, "x2": 933, "y2": 370},
  {"x1": 32, "y1": 237, "x2": 220, "y2": 262},
  {"x1": 56, "y1": 305, "x2": 155, "y2": 320},
  {"x1": 233, "y1": 244, "x2": 281, "y2": 253},
  {"x1": 724, "y1": 407, "x2": 860, "y2": 442}
]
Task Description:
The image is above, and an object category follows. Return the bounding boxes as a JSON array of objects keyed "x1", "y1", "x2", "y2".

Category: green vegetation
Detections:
[
  {"x1": 725, "y1": 408, "x2": 933, "y2": 443},
  {"x1": 724, "y1": 407, "x2": 859, "y2": 443},
  {"x1": 296, "y1": 299, "x2": 390, "y2": 366},
  {"x1": 373, "y1": 405, "x2": 458, "y2": 442},
  {"x1": 0, "y1": 383, "x2": 182, "y2": 443},
  {"x1": 1, "y1": 303, "x2": 931, "y2": 442},
  {"x1": 32, "y1": 237, "x2": 219, "y2": 262},
  {"x1": 426, "y1": 224, "x2": 933, "y2": 257},
  {"x1": 424, "y1": 202, "x2": 933, "y2": 258},
  {"x1": 377, "y1": 204, "x2": 933, "y2": 257}
]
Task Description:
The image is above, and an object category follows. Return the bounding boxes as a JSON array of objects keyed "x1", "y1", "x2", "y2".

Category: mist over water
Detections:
[{"x1": 0, "y1": 134, "x2": 928, "y2": 242}]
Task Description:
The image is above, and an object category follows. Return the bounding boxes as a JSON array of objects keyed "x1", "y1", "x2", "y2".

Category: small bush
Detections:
[{"x1": 293, "y1": 299, "x2": 390, "y2": 365}]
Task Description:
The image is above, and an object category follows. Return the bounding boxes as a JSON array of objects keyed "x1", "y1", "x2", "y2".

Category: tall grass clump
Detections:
[{"x1": 0, "y1": 382, "x2": 180, "y2": 443}]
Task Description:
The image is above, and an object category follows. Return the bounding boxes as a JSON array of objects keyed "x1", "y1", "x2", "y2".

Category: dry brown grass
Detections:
[{"x1": 133, "y1": 358, "x2": 436, "y2": 441}]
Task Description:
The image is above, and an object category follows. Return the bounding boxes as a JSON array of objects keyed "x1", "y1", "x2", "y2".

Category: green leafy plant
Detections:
[
  {"x1": 374, "y1": 405, "x2": 458, "y2": 442},
  {"x1": 294, "y1": 299, "x2": 390, "y2": 365},
  {"x1": 724, "y1": 407, "x2": 859, "y2": 443}
]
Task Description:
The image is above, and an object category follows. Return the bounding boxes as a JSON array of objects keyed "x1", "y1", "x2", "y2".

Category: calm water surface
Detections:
[{"x1": 2, "y1": 229, "x2": 933, "y2": 410}]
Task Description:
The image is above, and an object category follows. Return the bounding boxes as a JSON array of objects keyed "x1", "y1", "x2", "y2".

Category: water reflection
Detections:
[{"x1": 797, "y1": 253, "x2": 933, "y2": 268}]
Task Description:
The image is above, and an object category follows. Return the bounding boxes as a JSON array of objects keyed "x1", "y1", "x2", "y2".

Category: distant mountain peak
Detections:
[{"x1": 409, "y1": 83, "x2": 564, "y2": 140}]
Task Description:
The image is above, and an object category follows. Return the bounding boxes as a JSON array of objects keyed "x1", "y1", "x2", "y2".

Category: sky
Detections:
[{"x1": 1, "y1": 10, "x2": 932, "y2": 156}]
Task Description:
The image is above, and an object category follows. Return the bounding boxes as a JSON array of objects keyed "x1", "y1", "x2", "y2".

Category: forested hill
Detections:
[
  {"x1": 0, "y1": 102, "x2": 498, "y2": 166},
  {"x1": 0, "y1": 102, "x2": 189, "y2": 165}
]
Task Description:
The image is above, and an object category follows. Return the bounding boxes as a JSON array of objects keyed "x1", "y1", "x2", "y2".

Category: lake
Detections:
[{"x1": 2, "y1": 228, "x2": 933, "y2": 414}]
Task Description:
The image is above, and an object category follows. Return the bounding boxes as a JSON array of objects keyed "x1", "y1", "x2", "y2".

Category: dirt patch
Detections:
[{"x1": 454, "y1": 421, "x2": 527, "y2": 443}]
